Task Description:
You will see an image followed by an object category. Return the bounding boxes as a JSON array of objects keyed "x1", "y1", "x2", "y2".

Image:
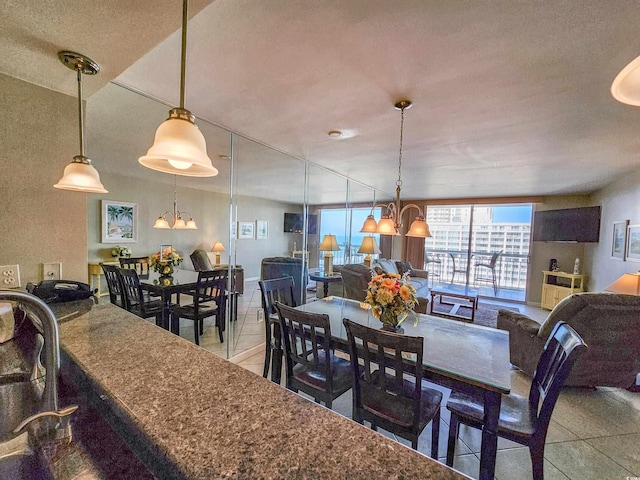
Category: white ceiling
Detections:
[{"x1": 3, "y1": 0, "x2": 640, "y2": 203}]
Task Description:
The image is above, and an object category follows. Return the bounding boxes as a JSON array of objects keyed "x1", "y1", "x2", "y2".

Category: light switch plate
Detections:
[
  {"x1": 0, "y1": 264, "x2": 20, "y2": 288},
  {"x1": 42, "y1": 262, "x2": 62, "y2": 281}
]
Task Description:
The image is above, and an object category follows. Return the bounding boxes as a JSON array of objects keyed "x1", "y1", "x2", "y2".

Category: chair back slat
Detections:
[
  {"x1": 100, "y1": 263, "x2": 123, "y2": 307},
  {"x1": 119, "y1": 256, "x2": 150, "y2": 278},
  {"x1": 343, "y1": 319, "x2": 423, "y2": 429},
  {"x1": 193, "y1": 270, "x2": 228, "y2": 315},
  {"x1": 259, "y1": 277, "x2": 296, "y2": 316},
  {"x1": 529, "y1": 322, "x2": 587, "y2": 442},
  {"x1": 118, "y1": 267, "x2": 146, "y2": 311},
  {"x1": 276, "y1": 303, "x2": 333, "y2": 393}
]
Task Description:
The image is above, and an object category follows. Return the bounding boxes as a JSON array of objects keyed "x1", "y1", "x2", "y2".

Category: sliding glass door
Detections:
[{"x1": 425, "y1": 203, "x2": 532, "y2": 301}]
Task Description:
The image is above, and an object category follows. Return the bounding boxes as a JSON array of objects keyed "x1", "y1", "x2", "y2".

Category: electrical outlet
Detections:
[
  {"x1": 42, "y1": 262, "x2": 62, "y2": 281},
  {"x1": 0, "y1": 264, "x2": 20, "y2": 288}
]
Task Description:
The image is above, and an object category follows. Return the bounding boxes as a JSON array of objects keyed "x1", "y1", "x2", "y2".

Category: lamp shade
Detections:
[
  {"x1": 139, "y1": 117, "x2": 219, "y2": 177},
  {"x1": 376, "y1": 216, "x2": 399, "y2": 235},
  {"x1": 360, "y1": 215, "x2": 378, "y2": 233},
  {"x1": 153, "y1": 216, "x2": 171, "y2": 229},
  {"x1": 54, "y1": 158, "x2": 108, "y2": 193},
  {"x1": 611, "y1": 55, "x2": 640, "y2": 106},
  {"x1": 212, "y1": 241, "x2": 226, "y2": 252},
  {"x1": 406, "y1": 216, "x2": 432, "y2": 238},
  {"x1": 358, "y1": 236, "x2": 381, "y2": 255},
  {"x1": 605, "y1": 272, "x2": 640, "y2": 295},
  {"x1": 319, "y1": 234, "x2": 340, "y2": 251}
]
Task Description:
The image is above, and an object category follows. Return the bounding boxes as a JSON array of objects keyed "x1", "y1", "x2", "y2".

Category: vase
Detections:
[
  {"x1": 379, "y1": 310, "x2": 404, "y2": 333},
  {"x1": 157, "y1": 264, "x2": 174, "y2": 278},
  {"x1": 380, "y1": 323, "x2": 404, "y2": 334}
]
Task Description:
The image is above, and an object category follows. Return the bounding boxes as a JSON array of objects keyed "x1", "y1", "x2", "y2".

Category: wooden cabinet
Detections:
[{"x1": 541, "y1": 270, "x2": 587, "y2": 310}]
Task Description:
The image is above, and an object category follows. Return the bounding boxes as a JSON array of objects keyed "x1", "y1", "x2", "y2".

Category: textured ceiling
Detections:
[{"x1": 3, "y1": 0, "x2": 640, "y2": 203}]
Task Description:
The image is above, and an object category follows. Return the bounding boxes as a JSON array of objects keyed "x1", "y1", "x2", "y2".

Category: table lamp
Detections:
[
  {"x1": 605, "y1": 271, "x2": 640, "y2": 295},
  {"x1": 358, "y1": 236, "x2": 381, "y2": 267},
  {"x1": 211, "y1": 241, "x2": 225, "y2": 266},
  {"x1": 319, "y1": 234, "x2": 340, "y2": 275}
]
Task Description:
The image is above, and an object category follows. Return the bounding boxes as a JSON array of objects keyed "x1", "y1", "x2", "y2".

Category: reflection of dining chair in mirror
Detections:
[
  {"x1": 343, "y1": 319, "x2": 442, "y2": 456},
  {"x1": 473, "y1": 250, "x2": 503, "y2": 295},
  {"x1": 118, "y1": 268, "x2": 164, "y2": 325},
  {"x1": 100, "y1": 263, "x2": 124, "y2": 308},
  {"x1": 275, "y1": 302, "x2": 352, "y2": 409},
  {"x1": 448, "y1": 253, "x2": 471, "y2": 285},
  {"x1": 119, "y1": 256, "x2": 151, "y2": 278},
  {"x1": 170, "y1": 270, "x2": 228, "y2": 345},
  {"x1": 258, "y1": 276, "x2": 297, "y2": 383},
  {"x1": 445, "y1": 322, "x2": 586, "y2": 478}
]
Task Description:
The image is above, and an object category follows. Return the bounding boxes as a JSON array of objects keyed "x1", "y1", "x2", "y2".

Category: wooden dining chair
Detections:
[
  {"x1": 170, "y1": 270, "x2": 228, "y2": 345},
  {"x1": 118, "y1": 267, "x2": 164, "y2": 325},
  {"x1": 100, "y1": 263, "x2": 124, "y2": 308},
  {"x1": 258, "y1": 276, "x2": 296, "y2": 383},
  {"x1": 275, "y1": 302, "x2": 352, "y2": 409},
  {"x1": 119, "y1": 256, "x2": 151, "y2": 279},
  {"x1": 342, "y1": 319, "x2": 442, "y2": 456},
  {"x1": 445, "y1": 322, "x2": 587, "y2": 479}
]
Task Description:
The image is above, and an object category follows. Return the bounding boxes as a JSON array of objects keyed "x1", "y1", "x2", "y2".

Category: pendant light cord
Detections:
[
  {"x1": 77, "y1": 68, "x2": 85, "y2": 157},
  {"x1": 179, "y1": 0, "x2": 188, "y2": 110},
  {"x1": 396, "y1": 105, "x2": 404, "y2": 190}
]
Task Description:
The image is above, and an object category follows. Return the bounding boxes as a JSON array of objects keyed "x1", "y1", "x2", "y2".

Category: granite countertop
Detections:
[{"x1": 57, "y1": 303, "x2": 469, "y2": 480}]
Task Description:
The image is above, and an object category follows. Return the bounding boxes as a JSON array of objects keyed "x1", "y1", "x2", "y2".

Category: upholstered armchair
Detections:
[
  {"x1": 497, "y1": 292, "x2": 640, "y2": 389},
  {"x1": 190, "y1": 249, "x2": 213, "y2": 271},
  {"x1": 260, "y1": 257, "x2": 307, "y2": 305}
]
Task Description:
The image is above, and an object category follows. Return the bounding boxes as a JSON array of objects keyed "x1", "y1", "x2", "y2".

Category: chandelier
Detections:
[
  {"x1": 153, "y1": 176, "x2": 197, "y2": 229},
  {"x1": 360, "y1": 100, "x2": 431, "y2": 237}
]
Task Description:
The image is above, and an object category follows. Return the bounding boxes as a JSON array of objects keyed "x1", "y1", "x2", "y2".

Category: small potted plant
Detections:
[
  {"x1": 111, "y1": 245, "x2": 132, "y2": 258},
  {"x1": 365, "y1": 272, "x2": 418, "y2": 332}
]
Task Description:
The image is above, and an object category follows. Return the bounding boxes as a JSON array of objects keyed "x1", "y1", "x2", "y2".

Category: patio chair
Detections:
[{"x1": 473, "y1": 250, "x2": 502, "y2": 295}]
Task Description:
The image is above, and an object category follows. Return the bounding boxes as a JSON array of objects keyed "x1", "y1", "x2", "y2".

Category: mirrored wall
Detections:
[{"x1": 86, "y1": 82, "x2": 381, "y2": 360}]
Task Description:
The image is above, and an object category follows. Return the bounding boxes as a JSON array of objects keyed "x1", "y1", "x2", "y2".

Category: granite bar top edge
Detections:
[{"x1": 58, "y1": 303, "x2": 470, "y2": 480}]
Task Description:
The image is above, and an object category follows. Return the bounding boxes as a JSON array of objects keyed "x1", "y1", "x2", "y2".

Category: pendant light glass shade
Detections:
[
  {"x1": 376, "y1": 216, "x2": 400, "y2": 235},
  {"x1": 54, "y1": 156, "x2": 107, "y2": 193},
  {"x1": 153, "y1": 216, "x2": 171, "y2": 229},
  {"x1": 139, "y1": 110, "x2": 218, "y2": 177},
  {"x1": 360, "y1": 215, "x2": 378, "y2": 233}
]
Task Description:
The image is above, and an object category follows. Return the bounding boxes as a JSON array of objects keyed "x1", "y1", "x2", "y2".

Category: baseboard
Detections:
[{"x1": 228, "y1": 343, "x2": 265, "y2": 364}]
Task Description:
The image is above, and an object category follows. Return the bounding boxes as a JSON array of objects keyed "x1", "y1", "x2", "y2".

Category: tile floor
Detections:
[{"x1": 175, "y1": 280, "x2": 640, "y2": 480}]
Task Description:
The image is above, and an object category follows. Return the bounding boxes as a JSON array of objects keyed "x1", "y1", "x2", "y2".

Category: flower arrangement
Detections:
[
  {"x1": 111, "y1": 245, "x2": 132, "y2": 257},
  {"x1": 365, "y1": 272, "x2": 418, "y2": 329},
  {"x1": 150, "y1": 247, "x2": 183, "y2": 276}
]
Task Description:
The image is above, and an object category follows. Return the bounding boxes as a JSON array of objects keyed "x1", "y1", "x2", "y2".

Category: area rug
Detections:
[{"x1": 429, "y1": 297, "x2": 519, "y2": 329}]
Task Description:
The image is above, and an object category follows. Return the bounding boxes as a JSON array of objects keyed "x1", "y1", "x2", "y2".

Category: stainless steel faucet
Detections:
[{"x1": 0, "y1": 291, "x2": 67, "y2": 437}]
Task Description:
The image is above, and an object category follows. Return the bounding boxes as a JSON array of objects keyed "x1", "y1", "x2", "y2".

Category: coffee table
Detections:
[
  {"x1": 309, "y1": 272, "x2": 342, "y2": 297},
  {"x1": 430, "y1": 285, "x2": 479, "y2": 322}
]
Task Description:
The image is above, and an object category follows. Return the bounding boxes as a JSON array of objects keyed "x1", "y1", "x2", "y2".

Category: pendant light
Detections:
[
  {"x1": 54, "y1": 51, "x2": 108, "y2": 193},
  {"x1": 360, "y1": 100, "x2": 431, "y2": 238},
  {"x1": 139, "y1": 0, "x2": 218, "y2": 177}
]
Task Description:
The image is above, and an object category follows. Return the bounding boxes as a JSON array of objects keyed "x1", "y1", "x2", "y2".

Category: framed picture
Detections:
[
  {"x1": 159, "y1": 245, "x2": 173, "y2": 261},
  {"x1": 611, "y1": 220, "x2": 629, "y2": 260},
  {"x1": 238, "y1": 221, "x2": 255, "y2": 239},
  {"x1": 102, "y1": 200, "x2": 137, "y2": 243},
  {"x1": 256, "y1": 220, "x2": 269, "y2": 240},
  {"x1": 626, "y1": 225, "x2": 640, "y2": 262}
]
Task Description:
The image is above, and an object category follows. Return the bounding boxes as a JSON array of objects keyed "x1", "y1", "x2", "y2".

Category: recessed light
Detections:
[{"x1": 328, "y1": 130, "x2": 343, "y2": 138}]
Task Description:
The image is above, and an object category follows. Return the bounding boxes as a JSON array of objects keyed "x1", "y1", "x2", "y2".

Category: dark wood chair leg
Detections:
[
  {"x1": 194, "y1": 321, "x2": 200, "y2": 345},
  {"x1": 218, "y1": 323, "x2": 224, "y2": 343},
  {"x1": 270, "y1": 347, "x2": 282, "y2": 384},
  {"x1": 530, "y1": 444, "x2": 545, "y2": 480},
  {"x1": 446, "y1": 413, "x2": 459, "y2": 467},
  {"x1": 263, "y1": 345, "x2": 272, "y2": 378},
  {"x1": 431, "y1": 409, "x2": 440, "y2": 458}
]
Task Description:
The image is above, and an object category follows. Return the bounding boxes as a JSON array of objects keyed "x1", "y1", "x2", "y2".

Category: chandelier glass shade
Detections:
[
  {"x1": 360, "y1": 100, "x2": 431, "y2": 238},
  {"x1": 54, "y1": 51, "x2": 107, "y2": 193},
  {"x1": 138, "y1": 0, "x2": 218, "y2": 177},
  {"x1": 153, "y1": 176, "x2": 197, "y2": 229}
]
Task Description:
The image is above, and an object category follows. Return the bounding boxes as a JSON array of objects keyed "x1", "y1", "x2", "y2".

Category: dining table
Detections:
[
  {"x1": 297, "y1": 296, "x2": 511, "y2": 480},
  {"x1": 140, "y1": 267, "x2": 238, "y2": 334}
]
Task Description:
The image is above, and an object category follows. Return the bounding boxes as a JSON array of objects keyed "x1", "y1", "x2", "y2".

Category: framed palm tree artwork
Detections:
[{"x1": 102, "y1": 200, "x2": 137, "y2": 243}]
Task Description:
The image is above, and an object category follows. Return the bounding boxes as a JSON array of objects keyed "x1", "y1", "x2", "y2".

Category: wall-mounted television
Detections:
[
  {"x1": 283, "y1": 213, "x2": 318, "y2": 234},
  {"x1": 532, "y1": 206, "x2": 601, "y2": 243}
]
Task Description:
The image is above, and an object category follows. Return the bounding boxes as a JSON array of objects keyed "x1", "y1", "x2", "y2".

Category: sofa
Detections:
[
  {"x1": 260, "y1": 257, "x2": 307, "y2": 305},
  {"x1": 339, "y1": 260, "x2": 430, "y2": 314},
  {"x1": 497, "y1": 292, "x2": 640, "y2": 389}
]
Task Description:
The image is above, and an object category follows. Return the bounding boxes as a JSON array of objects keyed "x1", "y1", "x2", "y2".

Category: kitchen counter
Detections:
[{"x1": 56, "y1": 302, "x2": 469, "y2": 479}]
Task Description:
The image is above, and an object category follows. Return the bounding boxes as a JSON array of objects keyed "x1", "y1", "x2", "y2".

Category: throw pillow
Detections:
[{"x1": 395, "y1": 261, "x2": 416, "y2": 277}]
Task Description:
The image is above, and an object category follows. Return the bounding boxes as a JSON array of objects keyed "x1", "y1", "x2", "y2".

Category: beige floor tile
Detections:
[
  {"x1": 585, "y1": 433, "x2": 640, "y2": 475},
  {"x1": 494, "y1": 447, "x2": 569, "y2": 480},
  {"x1": 436, "y1": 453, "x2": 479, "y2": 480},
  {"x1": 544, "y1": 440, "x2": 635, "y2": 480}
]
